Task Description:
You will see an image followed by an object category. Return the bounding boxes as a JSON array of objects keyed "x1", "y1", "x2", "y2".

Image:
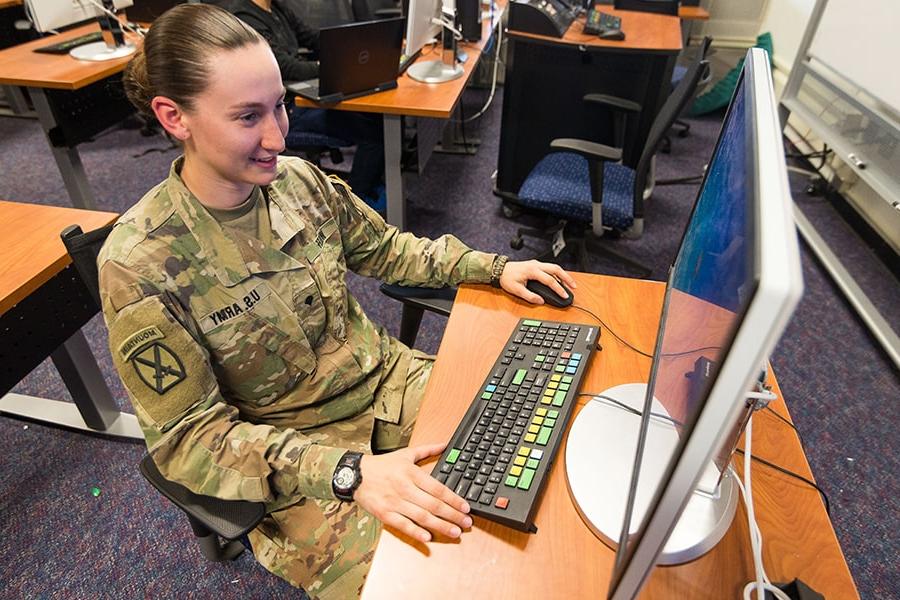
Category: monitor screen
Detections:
[{"x1": 605, "y1": 48, "x2": 803, "y2": 599}]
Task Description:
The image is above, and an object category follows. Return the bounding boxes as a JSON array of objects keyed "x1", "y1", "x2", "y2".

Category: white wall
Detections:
[{"x1": 758, "y1": 0, "x2": 815, "y2": 73}]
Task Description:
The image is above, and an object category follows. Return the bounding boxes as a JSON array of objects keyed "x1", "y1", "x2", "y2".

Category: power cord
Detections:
[{"x1": 453, "y1": 18, "x2": 504, "y2": 124}]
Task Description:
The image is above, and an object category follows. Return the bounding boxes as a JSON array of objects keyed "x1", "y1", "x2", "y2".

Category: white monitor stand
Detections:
[
  {"x1": 70, "y1": 11, "x2": 135, "y2": 62},
  {"x1": 407, "y1": 24, "x2": 464, "y2": 83},
  {"x1": 565, "y1": 383, "x2": 739, "y2": 565}
]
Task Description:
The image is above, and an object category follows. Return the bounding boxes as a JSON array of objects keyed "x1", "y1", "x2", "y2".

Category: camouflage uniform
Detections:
[{"x1": 98, "y1": 156, "x2": 496, "y2": 599}]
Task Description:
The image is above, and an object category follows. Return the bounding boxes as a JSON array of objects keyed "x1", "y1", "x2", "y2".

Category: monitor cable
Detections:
[
  {"x1": 453, "y1": 17, "x2": 504, "y2": 124},
  {"x1": 83, "y1": 0, "x2": 145, "y2": 40}
]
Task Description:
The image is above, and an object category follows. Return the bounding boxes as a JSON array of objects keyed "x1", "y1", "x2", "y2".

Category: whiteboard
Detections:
[{"x1": 808, "y1": 0, "x2": 900, "y2": 111}]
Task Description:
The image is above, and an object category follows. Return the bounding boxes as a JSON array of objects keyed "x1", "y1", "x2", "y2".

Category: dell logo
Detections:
[{"x1": 358, "y1": 50, "x2": 370, "y2": 65}]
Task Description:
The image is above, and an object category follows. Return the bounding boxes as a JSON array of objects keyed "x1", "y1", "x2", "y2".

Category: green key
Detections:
[
  {"x1": 481, "y1": 391, "x2": 493, "y2": 400},
  {"x1": 512, "y1": 369, "x2": 527, "y2": 386},
  {"x1": 446, "y1": 448, "x2": 461, "y2": 464},
  {"x1": 526, "y1": 458, "x2": 539, "y2": 469},
  {"x1": 548, "y1": 410, "x2": 560, "y2": 419},
  {"x1": 522, "y1": 319, "x2": 542, "y2": 327},
  {"x1": 537, "y1": 427, "x2": 552, "y2": 445},
  {"x1": 554, "y1": 365, "x2": 566, "y2": 373},
  {"x1": 562, "y1": 375, "x2": 573, "y2": 383},
  {"x1": 553, "y1": 390, "x2": 567, "y2": 406},
  {"x1": 544, "y1": 418, "x2": 557, "y2": 428},
  {"x1": 505, "y1": 475, "x2": 519, "y2": 487},
  {"x1": 558, "y1": 383, "x2": 570, "y2": 392},
  {"x1": 535, "y1": 355, "x2": 545, "y2": 363},
  {"x1": 517, "y1": 468, "x2": 536, "y2": 490}
]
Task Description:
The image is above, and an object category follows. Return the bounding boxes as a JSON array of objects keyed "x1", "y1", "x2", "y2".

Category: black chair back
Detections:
[
  {"x1": 632, "y1": 56, "x2": 710, "y2": 217},
  {"x1": 60, "y1": 223, "x2": 115, "y2": 310},
  {"x1": 613, "y1": 0, "x2": 679, "y2": 15}
]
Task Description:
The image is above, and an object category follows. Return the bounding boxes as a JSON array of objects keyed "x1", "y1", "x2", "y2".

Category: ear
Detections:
[{"x1": 151, "y1": 96, "x2": 191, "y2": 141}]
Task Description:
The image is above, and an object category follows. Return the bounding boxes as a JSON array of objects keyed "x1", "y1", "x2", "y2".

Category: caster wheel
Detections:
[
  {"x1": 510, "y1": 237, "x2": 524, "y2": 250},
  {"x1": 502, "y1": 203, "x2": 521, "y2": 219}
]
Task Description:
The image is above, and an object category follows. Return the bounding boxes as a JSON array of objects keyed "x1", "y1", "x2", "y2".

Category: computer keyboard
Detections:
[
  {"x1": 34, "y1": 32, "x2": 104, "y2": 54},
  {"x1": 431, "y1": 318, "x2": 599, "y2": 532}
]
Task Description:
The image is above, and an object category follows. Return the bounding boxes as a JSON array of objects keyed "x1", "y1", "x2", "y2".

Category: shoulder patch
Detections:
[
  {"x1": 118, "y1": 326, "x2": 165, "y2": 361},
  {"x1": 131, "y1": 342, "x2": 186, "y2": 395}
]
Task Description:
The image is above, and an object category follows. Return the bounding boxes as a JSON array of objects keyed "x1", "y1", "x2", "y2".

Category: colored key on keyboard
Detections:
[{"x1": 432, "y1": 318, "x2": 599, "y2": 532}]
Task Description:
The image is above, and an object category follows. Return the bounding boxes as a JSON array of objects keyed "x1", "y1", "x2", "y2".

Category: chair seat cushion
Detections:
[{"x1": 517, "y1": 152, "x2": 635, "y2": 231}]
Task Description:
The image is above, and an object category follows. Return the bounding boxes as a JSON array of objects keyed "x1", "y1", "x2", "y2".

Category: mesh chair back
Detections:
[
  {"x1": 293, "y1": 0, "x2": 354, "y2": 29},
  {"x1": 60, "y1": 223, "x2": 115, "y2": 310},
  {"x1": 613, "y1": 0, "x2": 679, "y2": 16},
  {"x1": 631, "y1": 56, "x2": 710, "y2": 215}
]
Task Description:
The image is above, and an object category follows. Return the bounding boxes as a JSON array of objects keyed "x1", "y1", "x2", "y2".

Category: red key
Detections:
[{"x1": 495, "y1": 497, "x2": 509, "y2": 510}]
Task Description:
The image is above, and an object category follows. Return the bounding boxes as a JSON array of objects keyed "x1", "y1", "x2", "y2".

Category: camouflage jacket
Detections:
[{"x1": 98, "y1": 156, "x2": 495, "y2": 509}]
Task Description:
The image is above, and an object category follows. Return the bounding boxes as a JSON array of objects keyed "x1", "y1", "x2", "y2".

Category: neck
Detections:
[
  {"x1": 251, "y1": 0, "x2": 272, "y2": 12},
  {"x1": 180, "y1": 155, "x2": 254, "y2": 210}
]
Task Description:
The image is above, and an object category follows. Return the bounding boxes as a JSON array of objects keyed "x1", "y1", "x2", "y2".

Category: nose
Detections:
[{"x1": 262, "y1": 112, "x2": 286, "y2": 154}]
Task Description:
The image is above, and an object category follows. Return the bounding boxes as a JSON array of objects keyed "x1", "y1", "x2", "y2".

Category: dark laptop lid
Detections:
[{"x1": 318, "y1": 17, "x2": 404, "y2": 96}]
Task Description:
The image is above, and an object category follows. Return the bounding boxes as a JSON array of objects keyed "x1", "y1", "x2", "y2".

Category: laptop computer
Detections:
[{"x1": 287, "y1": 17, "x2": 404, "y2": 104}]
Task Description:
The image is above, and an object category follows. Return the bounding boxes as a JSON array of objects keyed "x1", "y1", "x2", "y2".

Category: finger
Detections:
[
  {"x1": 551, "y1": 264, "x2": 578, "y2": 289},
  {"x1": 533, "y1": 269, "x2": 568, "y2": 299},
  {"x1": 416, "y1": 469, "x2": 472, "y2": 515},
  {"x1": 382, "y1": 510, "x2": 432, "y2": 544},
  {"x1": 398, "y1": 499, "x2": 464, "y2": 539},
  {"x1": 407, "y1": 484, "x2": 473, "y2": 531},
  {"x1": 408, "y1": 442, "x2": 448, "y2": 463}
]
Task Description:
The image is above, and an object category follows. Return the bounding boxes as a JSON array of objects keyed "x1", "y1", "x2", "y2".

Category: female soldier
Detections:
[{"x1": 101, "y1": 4, "x2": 576, "y2": 598}]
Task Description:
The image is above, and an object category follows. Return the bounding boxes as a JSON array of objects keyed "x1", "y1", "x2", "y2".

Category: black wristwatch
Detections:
[{"x1": 332, "y1": 451, "x2": 363, "y2": 502}]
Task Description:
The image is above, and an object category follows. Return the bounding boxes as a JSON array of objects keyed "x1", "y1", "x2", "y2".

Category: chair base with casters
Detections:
[{"x1": 139, "y1": 454, "x2": 266, "y2": 562}]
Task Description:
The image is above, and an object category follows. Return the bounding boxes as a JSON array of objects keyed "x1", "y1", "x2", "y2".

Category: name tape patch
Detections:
[
  {"x1": 118, "y1": 326, "x2": 165, "y2": 361},
  {"x1": 199, "y1": 283, "x2": 271, "y2": 333}
]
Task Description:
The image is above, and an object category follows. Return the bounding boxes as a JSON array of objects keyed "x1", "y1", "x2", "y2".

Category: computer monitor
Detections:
[
  {"x1": 403, "y1": 0, "x2": 463, "y2": 83},
  {"x1": 26, "y1": 0, "x2": 135, "y2": 61},
  {"x1": 564, "y1": 48, "x2": 803, "y2": 599}
]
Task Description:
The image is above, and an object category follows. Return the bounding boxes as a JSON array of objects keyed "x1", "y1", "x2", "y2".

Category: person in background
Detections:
[
  {"x1": 105, "y1": 4, "x2": 575, "y2": 598},
  {"x1": 216, "y1": 0, "x2": 387, "y2": 207}
]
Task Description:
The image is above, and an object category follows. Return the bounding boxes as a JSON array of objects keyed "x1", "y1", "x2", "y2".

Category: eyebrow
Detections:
[{"x1": 228, "y1": 89, "x2": 287, "y2": 111}]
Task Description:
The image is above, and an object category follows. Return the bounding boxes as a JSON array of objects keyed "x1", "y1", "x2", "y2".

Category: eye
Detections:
[{"x1": 239, "y1": 112, "x2": 260, "y2": 123}]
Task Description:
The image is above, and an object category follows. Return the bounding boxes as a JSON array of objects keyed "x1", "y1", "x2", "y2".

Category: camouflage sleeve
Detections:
[
  {"x1": 323, "y1": 172, "x2": 497, "y2": 287},
  {"x1": 99, "y1": 259, "x2": 346, "y2": 505}
]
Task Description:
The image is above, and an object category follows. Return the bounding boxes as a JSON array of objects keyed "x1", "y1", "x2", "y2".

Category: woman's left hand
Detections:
[{"x1": 499, "y1": 259, "x2": 577, "y2": 304}]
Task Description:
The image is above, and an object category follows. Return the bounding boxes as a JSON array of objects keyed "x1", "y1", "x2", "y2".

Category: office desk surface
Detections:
[
  {"x1": 0, "y1": 23, "x2": 135, "y2": 90},
  {"x1": 362, "y1": 273, "x2": 858, "y2": 600},
  {"x1": 0, "y1": 200, "x2": 117, "y2": 315},
  {"x1": 509, "y1": 8, "x2": 682, "y2": 53},
  {"x1": 294, "y1": 2, "x2": 504, "y2": 118}
]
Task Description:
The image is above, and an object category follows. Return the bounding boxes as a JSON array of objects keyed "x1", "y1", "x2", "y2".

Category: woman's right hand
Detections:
[{"x1": 354, "y1": 443, "x2": 473, "y2": 543}]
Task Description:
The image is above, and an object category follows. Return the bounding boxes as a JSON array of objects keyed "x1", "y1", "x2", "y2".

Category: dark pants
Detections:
[{"x1": 287, "y1": 108, "x2": 384, "y2": 199}]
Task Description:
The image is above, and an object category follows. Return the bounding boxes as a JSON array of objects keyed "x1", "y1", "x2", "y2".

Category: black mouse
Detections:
[
  {"x1": 598, "y1": 29, "x2": 625, "y2": 41},
  {"x1": 526, "y1": 279, "x2": 574, "y2": 308}
]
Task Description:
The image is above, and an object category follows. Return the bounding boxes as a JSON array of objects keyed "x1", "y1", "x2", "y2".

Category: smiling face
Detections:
[{"x1": 164, "y1": 41, "x2": 289, "y2": 208}]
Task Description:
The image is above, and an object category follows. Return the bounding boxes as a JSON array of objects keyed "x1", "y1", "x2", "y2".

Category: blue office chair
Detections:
[{"x1": 510, "y1": 52, "x2": 710, "y2": 275}]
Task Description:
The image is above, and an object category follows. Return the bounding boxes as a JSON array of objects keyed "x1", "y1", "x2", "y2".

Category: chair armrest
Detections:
[
  {"x1": 583, "y1": 94, "x2": 642, "y2": 114},
  {"x1": 379, "y1": 284, "x2": 456, "y2": 318},
  {"x1": 550, "y1": 138, "x2": 622, "y2": 163},
  {"x1": 139, "y1": 454, "x2": 266, "y2": 541},
  {"x1": 374, "y1": 8, "x2": 402, "y2": 17}
]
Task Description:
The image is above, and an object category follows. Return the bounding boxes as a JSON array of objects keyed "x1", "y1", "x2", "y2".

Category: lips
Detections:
[{"x1": 251, "y1": 156, "x2": 277, "y2": 169}]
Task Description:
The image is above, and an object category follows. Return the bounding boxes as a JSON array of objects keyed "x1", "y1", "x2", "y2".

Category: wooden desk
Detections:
[
  {"x1": 295, "y1": 3, "x2": 505, "y2": 230},
  {"x1": 0, "y1": 23, "x2": 138, "y2": 210},
  {"x1": 497, "y1": 9, "x2": 681, "y2": 199},
  {"x1": 679, "y1": 6, "x2": 711, "y2": 21},
  {"x1": 362, "y1": 273, "x2": 858, "y2": 599},
  {"x1": 0, "y1": 200, "x2": 141, "y2": 439}
]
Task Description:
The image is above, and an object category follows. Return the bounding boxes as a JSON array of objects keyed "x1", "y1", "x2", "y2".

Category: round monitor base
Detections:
[
  {"x1": 70, "y1": 42, "x2": 136, "y2": 62},
  {"x1": 565, "y1": 383, "x2": 739, "y2": 565},
  {"x1": 407, "y1": 59, "x2": 464, "y2": 84}
]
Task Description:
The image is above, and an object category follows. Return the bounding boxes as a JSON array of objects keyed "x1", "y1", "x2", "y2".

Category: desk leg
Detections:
[
  {"x1": 1, "y1": 85, "x2": 32, "y2": 117},
  {"x1": 29, "y1": 87, "x2": 98, "y2": 211},
  {"x1": 0, "y1": 330, "x2": 142, "y2": 440},
  {"x1": 384, "y1": 114, "x2": 405, "y2": 231}
]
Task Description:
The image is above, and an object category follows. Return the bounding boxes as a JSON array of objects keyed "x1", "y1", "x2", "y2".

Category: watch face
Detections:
[{"x1": 334, "y1": 465, "x2": 356, "y2": 490}]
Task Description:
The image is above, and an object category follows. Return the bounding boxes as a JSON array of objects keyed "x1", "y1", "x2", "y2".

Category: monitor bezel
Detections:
[{"x1": 607, "y1": 48, "x2": 803, "y2": 600}]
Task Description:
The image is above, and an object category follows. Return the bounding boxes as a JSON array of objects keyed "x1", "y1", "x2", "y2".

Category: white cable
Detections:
[
  {"x1": 732, "y1": 415, "x2": 792, "y2": 600},
  {"x1": 433, "y1": 16, "x2": 463, "y2": 41},
  {"x1": 455, "y1": 20, "x2": 503, "y2": 123},
  {"x1": 80, "y1": 0, "x2": 144, "y2": 39}
]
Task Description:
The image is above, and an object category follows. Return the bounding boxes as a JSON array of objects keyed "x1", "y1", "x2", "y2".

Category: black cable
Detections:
[
  {"x1": 578, "y1": 390, "x2": 832, "y2": 516},
  {"x1": 763, "y1": 405, "x2": 797, "y2": 431},
  {"x1": 571, "y1": 304, "x2": 654, "y2": 358},
  {"x1": 735, "y1": 449, "x2": 830, "y2": 516},
  {"x1": 571, "y1": 304, "x2": 722, "y2": 360}
]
